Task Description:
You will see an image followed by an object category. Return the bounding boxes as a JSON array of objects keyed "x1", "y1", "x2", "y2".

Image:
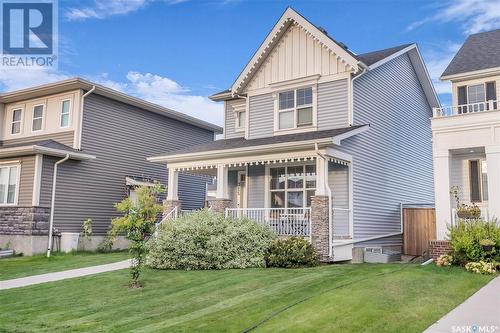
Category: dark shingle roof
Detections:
[
  {"x1": 157, "y1": 125, "x2": 367, "y2": 157},
  {"x1": 357, "y1": 44, "x2": 413, "y2": 66},
  {"x1": 442, "y1": 29, "x2": 500, "y2": 77},
  {"x1": 0, "y1": 139, "x2": 81, "y2": 153}
]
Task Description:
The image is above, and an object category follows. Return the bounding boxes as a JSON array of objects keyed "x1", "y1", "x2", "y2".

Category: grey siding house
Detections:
[
  {"x1": 0, "y1": 78, "x2": 221, "y2": 255},
  {"x1": 149, "y1": 8, "x2": 439, "y2": 262}
]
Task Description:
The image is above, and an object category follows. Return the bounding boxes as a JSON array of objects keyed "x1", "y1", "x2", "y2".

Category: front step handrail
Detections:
[{"x1": 154, "y1": 206, "x2": 178, "y2": 236}]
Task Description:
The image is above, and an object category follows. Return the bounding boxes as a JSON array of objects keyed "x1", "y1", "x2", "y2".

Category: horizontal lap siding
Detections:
[
  {"x1": 3, "y1": 155, "x2": 36, "y2": 206},
  {"x1": 344, "y1": 54, "x2": 434, "y2": 247},
  {"x1": 247, "y1": 165, "x2": 265, "y2": 208},
  {"x1": 248, "y1": 94, "x2": 274, "y2": 139},
  {"x1": 317, "y1": 79, "x2": 349, "y2": 130},
  {"x1": 46, "y1": 94, "x2": 214, "y2": 234},
  {"x1": 2, "y1": 131, "x2": 74, "y2": 147},
  {"x1": 225, "y1": 100, "x2": 245, "y2": 139}
]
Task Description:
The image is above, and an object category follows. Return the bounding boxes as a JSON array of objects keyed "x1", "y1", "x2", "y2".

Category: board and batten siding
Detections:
[
  {"x1": 224, "y1": 99, "x2": 246, "y2": 139},
  {"x1": 2, "y1": 131, "x2": 74, "y2": 147},
  {"x1": 247, "y1": 165, "x2": 265, "y2": 208},
  {"x1": 0, "y1": 155, "x2": 36, "y2": 206},
  {"x1": 248, "y1": 93, "x2": 274, "y2": 139},
  {"x1": 341, "y1": 53, "x2": 434, "y2": 247},
  {"x1": 317, "y1": 79, "x2": 349, "y2": 130},
  {"x1": 41, "y1": 94, "x2": 215, "y2": 234}
]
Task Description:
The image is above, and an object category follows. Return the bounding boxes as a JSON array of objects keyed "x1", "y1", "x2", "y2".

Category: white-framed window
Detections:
[
  {"x1": 235, "y1": 110, "x2": 246, "y2": 131},
  {"x1": 269, "y1": 164, "x2": 316, "y2": 208},
  {"x1": 60, "y1": 99, "x2": 71, "y2": 128},
  {"x1": 0, "y1": 164, "x2": 20, "y2": 205},
  {"x1": 11, "y1": 109, "x2": 22, "y2": 135},
  {"x1": 469, "y1": 160, "x2": 488, "y2": 203},
  {"x1": 277, "y1": 87, "x2": 314, "y2": 130},
  {"x1": 32, "y1": 104, "x2": 44, "y2": 132}
]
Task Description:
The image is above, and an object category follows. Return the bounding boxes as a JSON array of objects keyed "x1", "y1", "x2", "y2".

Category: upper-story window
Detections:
[
  {"x1": 235, "y1": 110, "x2": 246, "y2": 131},
  {"x1": 457, "y1": 81, "x2": 497, "y2": 113},
  {"x1": 11, "y1": 109, "x2": 22, "y2": 134},
  {"x1": 0, "y1": 164, "x2": 19, "y2": 205},
  {"x1": 277, "y1": 87, "x2": 313, "y2": 130},
  {"x1": 32, "y1": 105, "x2": 44, "y2": 132},
  {"x1": 60, "y1": 100, "x2": 70, "y2": 128}
]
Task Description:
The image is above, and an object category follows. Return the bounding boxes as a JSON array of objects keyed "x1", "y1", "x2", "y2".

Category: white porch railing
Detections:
[
  {"x1": 225, "y1": 208, "x2": 311, "y2": 237},
  {"x1": 154, "y1": 206, "x2": 178, "y2": 235},
  {"x1": 433, "y1": 100, "x2": 498, "y2": 117},
  {"x1": 450, "y1": 206, "x2": 490, "y2": 227},
  {"x1": 332, "y1": 207, "x2": 352, "y2": 239}
]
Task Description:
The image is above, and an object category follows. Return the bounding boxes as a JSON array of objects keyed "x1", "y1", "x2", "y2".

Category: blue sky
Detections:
[{"x1": 2, "y1": 0, "x2": 499, "y2": 125}]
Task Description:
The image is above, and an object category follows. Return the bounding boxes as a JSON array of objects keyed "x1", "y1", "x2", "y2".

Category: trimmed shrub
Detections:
[
  {"x1": 265, "y1": 237, "x2": 319, "y2": 268},
  {"x1": 465, "y1": 261, "x2": 497, "y2": 274},
  {"x1": 448, "y1": 219, "x2": 500, "y2": 265},
  {"x1": 146, "y1": 210, "x2": 277, "y2": 270}
]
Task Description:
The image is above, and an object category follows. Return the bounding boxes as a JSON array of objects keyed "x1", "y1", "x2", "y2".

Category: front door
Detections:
[{"x1": 236, "y1": 171, "x2": 247, "y2": 209}]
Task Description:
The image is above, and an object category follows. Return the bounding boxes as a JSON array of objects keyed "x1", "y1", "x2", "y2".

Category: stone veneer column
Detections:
[
  {"x1": 208, "y1": 199, "x2": 232, "y2": 214},
  {"x1": 310, "y1": 195, "x2": 331, "y2": 262},
  {"x1": 163, "y1": 199, "x2": 181, "y2": 217}
]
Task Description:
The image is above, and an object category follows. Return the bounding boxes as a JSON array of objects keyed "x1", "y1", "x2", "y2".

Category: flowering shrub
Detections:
[
  {"x1": 265, "y1": 237, "x2": 319, "y2": 268},
  {"x1": 146, "y1": 210, "x2": 277, "y2": 270},
  {"x1": 464, "y1": 261, "x2": 497, "y2": 275},
  {"x1": 436, "y1": 254, "x2": 453, "y2": 267}
]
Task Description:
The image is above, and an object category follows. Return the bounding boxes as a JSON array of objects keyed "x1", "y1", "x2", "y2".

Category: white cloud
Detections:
[
  {"x1": 407, "y1": 0, "x2": 500, "y2": 34},
  {"x1": 65, "y1": 0, "x2": 189, "y2": 21},
  {"x1": 0, "y1": 67, "x2": 70, "y2": 91},
  {"x1": 422, "y1": 42, "x2": 461, "y2": 96}
]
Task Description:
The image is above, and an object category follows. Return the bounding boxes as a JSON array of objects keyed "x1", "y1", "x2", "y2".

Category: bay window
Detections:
[
  {"x1": 269, "y1": 165, "x2": 316, "y2": 208},
  {"x1": 0, "y1": 165, "x2": 19, "y2": 205},
  {"x1": 277, "y1": 87, "x2": 313, "y2": 130}
]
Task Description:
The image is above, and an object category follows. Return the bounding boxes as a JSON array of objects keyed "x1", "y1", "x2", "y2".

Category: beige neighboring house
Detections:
[{"x1": 432, "y1": 29, "x2": 500, "y2": 240}]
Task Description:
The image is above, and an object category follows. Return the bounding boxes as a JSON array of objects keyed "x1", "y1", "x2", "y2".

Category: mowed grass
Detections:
[
  {"x1": 0, "y1": 251, "x2": 130, "y2": 280},
  {"x1": 0, "y1": 262, "x2": 492, "y2": 333}
]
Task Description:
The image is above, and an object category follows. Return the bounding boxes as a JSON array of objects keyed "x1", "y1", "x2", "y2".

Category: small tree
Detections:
[{"x1": 111, "y1": 184, "x2": 164, "y2": 287}]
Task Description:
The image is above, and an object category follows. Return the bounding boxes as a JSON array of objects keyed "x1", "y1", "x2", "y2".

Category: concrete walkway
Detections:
[
  {"x1": 424, "y1": 275, "x2": 500, "y2": 333},
  {"x1": 0, "y1": 259, "x2": 132, "y2": 290}
]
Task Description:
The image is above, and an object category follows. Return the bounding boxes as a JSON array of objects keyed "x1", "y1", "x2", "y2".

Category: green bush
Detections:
[
  {"x1": 448, "y1": 219, "x2": 500, "y2": 265},
  {"x1": 146, "y1": 210, "x2": 277, "y2": 270},
  {"x1": 265, "y1": 237, "x2": 319, "y2": 268}
]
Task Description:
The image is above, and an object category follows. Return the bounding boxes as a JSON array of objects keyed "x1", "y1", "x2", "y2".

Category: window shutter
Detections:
[
  {"x1": 486, "y1": 82, "x2": 496, "y2": 100},
  {"x1": 457, "y1": 86, "x2": 467, "y2": 114},
  {"x1": 469, "y1": 160, "x2": 481, "y2": 202}
]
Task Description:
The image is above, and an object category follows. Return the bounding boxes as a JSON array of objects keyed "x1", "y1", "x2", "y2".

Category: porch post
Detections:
[
  {"x1": 164, "y1": 167, "x2": 180, "y2": 215},
  {"x1": 486, "y1": 146, "x2": 500, "y2": 220},
  {"x1": 210, "y1": 164, "x2": 232, "y2": 214},
  {"x1": 311, "y1": 156, "x2": 331, "y2": 261},
  {"x1": 433, "y1": 150, "x2": 451, "y2": 240}
]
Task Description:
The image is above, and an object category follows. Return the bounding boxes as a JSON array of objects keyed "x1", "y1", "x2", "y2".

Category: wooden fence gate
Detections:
[{"x1": 403, "y1": 207, "x2": 436, "y2": 256}]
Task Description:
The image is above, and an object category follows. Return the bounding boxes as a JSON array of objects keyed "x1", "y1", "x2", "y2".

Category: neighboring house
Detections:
[
  {"x1": 0, "y1": 78, "x2": 222, "y2": 255},
  {"x1": 149, "y1": 8, "x2": 439, "y2": 261},
  {"x1": 432, "y1": 29, "x2": 500, "y2": 240}
]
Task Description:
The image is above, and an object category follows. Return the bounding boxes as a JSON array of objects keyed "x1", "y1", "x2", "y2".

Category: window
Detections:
[
  {"x1": 459, "y1": 83, "x2": 497, "y2": 113},
  {"x1": 277, "y1": 87, "x2": 313, "y2": 130},
  {"x1": 0, "y1": 165, "x2": 19, "y2": 205},
  {"x1": 235, "y1": 110, "x2": 246, "y2": 130},
  {"x1": 469, "y1": 160, "x2": 489, "y2": 203},
  {"x1": 11, "y1": 109, "x2": 22, "y2": 134},
  {"x1": 60, "y1": 100, "x2": 70, "y2": 128},
  {"x1": 32, "y1": 105, "x2": 44, "y2": 131},
  {"x1": 269, "y1": 165, "x2": 316, "y2": 208}
]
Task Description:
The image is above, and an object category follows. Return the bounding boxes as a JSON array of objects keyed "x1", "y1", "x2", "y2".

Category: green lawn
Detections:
[
  {"x1": 0, "y1": 262, "x2": 493, "y2": 333},
  {"x1": 0, "y1": 251, "x2": 130, "y2": 280}
]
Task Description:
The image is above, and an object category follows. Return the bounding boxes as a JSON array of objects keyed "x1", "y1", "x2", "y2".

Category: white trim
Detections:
[
  {"x1": 368, "y1": 44, "x2": 416, "y2": 71},
  {"x1": 32, "y1": 154, "x2": 43, "y2": 206},
  {"x1": 0, "y1": 162, "x2": 21, "y2": 206},
  {"x1": 125, "y1": 176, "x2": 156, "y2": 187},
  {"x1": 60, "y1": 98, "x2": 72, "y2": 129},
  {"x1": 10, "y1": 107, "x2": 23, "y2": 136},
  {"x1": 31, "y1": 103, "x2": 45, "y2": 133},
  {"x1": 0, "y1": 145, "x2": 96, "y2": 160},
  {"x1": 440, "y1": 66, "x2": 500, "y2": 81},
  {"x1": 273, "y1": 85, "x2": 316, "y2": 133},
  {"x1": 331, "y1": 125, "x2": 370, "y2": 145}
]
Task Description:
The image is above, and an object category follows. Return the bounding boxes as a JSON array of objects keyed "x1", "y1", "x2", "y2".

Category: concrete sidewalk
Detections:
[
  {"x1": 0, "y1": 259, "x2": 132, "y2": 290},
  {"x1": 424, "y1": 275, "x2": 500, "y2": 333}
]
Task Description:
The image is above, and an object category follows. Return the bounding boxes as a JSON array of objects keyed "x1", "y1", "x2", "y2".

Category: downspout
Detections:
[
  {"x1": 76, "y1": 86, "x2": 96, "y2": 150},
  {"x1": 315, "y1": 143, "x2": 333, "y2": 257},
  {"x1": 349, "y1": 67, "x2": 367, "y2": 126},
  {"x1": 46, "y1": 154, "x2": 70, "y2": 258}
]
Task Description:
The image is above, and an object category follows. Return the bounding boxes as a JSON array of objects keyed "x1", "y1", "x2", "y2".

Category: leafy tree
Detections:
[{"x1": 111, "y1": 183, "x2": 164, "y2": 287}]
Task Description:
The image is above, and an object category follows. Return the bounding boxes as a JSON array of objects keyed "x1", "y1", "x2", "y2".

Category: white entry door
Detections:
[{"x1": 236, "y1": 171, "x2": 247, "y2": 209}]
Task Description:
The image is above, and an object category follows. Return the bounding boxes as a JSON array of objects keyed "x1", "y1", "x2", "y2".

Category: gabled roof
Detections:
[
  {"x1": 149, "y1": 125, "x2": 369, "y2": 162},
  {"x1": 0, "y1": 78, "x2": 222, "y2": 134},
  {"x1": 0, "y1": 139, "x2": 95, "y2": 160},
  {"x1": 357, "y1": 44, "x2": 413, "y2": 66},
  {"x1": 441, "y1": 29, "x2": 500, "y2": 79},
  {"x1": 230, "y1": 7, "x2": 362, "y2": 94}
]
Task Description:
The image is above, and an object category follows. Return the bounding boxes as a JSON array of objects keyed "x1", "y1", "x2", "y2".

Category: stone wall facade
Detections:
[
  {"x1": 0, "y1": 206, "x2": 50, "y2": 236},
  {"x1": 311, "y1": 195, "x2": 331, "y2": 262},
  {"x1": 208, "y1": 199, "x2": 232, "y2": 214},
  {"x1": 429, "y1": 240, "x2": 452, "y2": 260}
]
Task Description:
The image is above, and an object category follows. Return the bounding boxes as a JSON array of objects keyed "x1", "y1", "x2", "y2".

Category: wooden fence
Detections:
[{"x1": 403, "y1": 207, "x2": 436, "y2": 256}]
